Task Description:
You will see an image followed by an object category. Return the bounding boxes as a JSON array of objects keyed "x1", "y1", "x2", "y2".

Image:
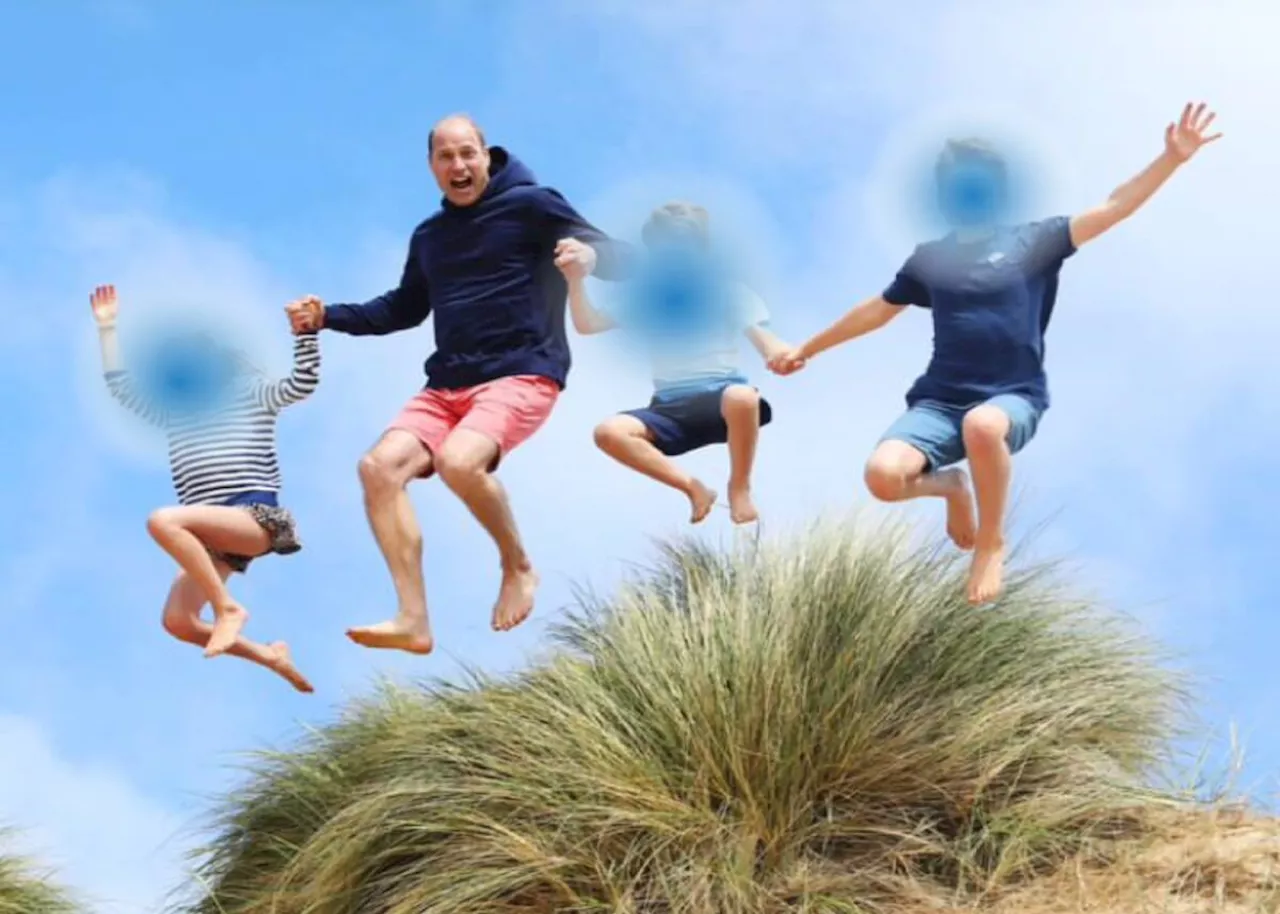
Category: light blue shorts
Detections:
[{"x1": 879, "y1": 394, "x2": 1043, "y2": 471}]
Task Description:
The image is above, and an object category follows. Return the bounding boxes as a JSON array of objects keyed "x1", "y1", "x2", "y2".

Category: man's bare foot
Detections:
[
  {"x1": 492, "y1": 564, "x2": 539, "y2": 632},
  {"x1": 687, "y1": 480, "x2": 717, "y2": 524},
  {"x1": 939, "y1": 468, "x2": 977, "y2": 550},
  {"x1": 727, "y1": 484, "x2": 759, "y2": 525},
  {"x1": 345, "y1": 617, "x2": 434, "y2": 654},
  {"x1": 966, "y1": 542, "x2": 1006, "y2": 605},
  {"x1": 265, "y1": 642, "x2": 314, "y2": 693},
  {"x1": 205, "y1": 602, "x2": 249, "y2": 658}
]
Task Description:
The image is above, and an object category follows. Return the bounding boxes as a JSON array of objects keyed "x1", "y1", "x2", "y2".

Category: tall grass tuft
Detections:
[
  {"x1": 182, "y1": 516, "x2": 1191, "y2": 913},
  {"x1": 0, "y1": 833, "x2": 81, "y2": 914}
]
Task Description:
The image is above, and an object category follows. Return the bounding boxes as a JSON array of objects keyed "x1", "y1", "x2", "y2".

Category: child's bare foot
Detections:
[
  {"x1": 492, "y1": 564, "x2": 539, "y2": 632},
  {"x1": 346, "y1": 617, "x2": 434, "y2": 654},
  {"x1": 939, "y1": 468, "x2": 977, "y2": 550},
  {"x1": 265, "y1": 642, "x2": 314, "y2": 693},
  {"x1": 727, "y1": 484, "x2": 758, "y2": 525},
  {"x1": 687, "y1": 480, "x2": 717, "y2": 524},
  {"x1": 205, "y1": 602, "x2": 249, "y2": 658},
  {"x1": 966, "y1": 541, "x2": 1006, "y2": 605}
]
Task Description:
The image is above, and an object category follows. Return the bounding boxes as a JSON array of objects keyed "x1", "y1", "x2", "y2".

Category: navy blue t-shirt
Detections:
[
  {"x1": 322, "y1": 147, "x2": 629, "y2": 391},
  {"x1": 883, "y1": 216, "x2": 1077, "y2": 411}
]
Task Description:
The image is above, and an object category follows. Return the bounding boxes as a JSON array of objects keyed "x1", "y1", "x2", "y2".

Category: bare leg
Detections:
[
  {"x1": 160, "y1": 569, "x2": 313, "y2": 692},
  {"x1": 593, "y1": 416, "x2": 717, "y2": 523},
  {"x1": 433, "y1": 428, "x2": 543, "y2": 632},
  {"x1": 347, "y1": 430, "x2": 435, "y2": 654},
  {"x1": 864, "y1": 442, "x2": 977, "y2": 550},
  {"x1": 721, "y1": 385, "x2": 761, "y2": 525},
  {"x1": 146, "y1": 505, "x2": 272, "y2": 657},
  {"x1": 961, "y1": 406, "x2": 1013, "y2": 604}
]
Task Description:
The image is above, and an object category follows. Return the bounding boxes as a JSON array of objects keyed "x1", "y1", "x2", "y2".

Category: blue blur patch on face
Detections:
[
  {"x1": 131, "y1": 328, "x2": 243, "y2": 416},
  {"x1": 938, "y1": 161, "x2": 1007, "y2": 228},
  {"x1": 629, "y1": 239, "x2": 734, "y2": 343}
]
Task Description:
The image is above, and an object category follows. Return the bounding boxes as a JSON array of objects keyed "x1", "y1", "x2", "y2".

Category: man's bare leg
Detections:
[
  {"x1": 434, "y1": 428, "x2": 543, "y2": 632},
  {"x1": 864, "y1": 441, "x2": 977, "y2": 550},
  {"x1": 960, "y1": 406, "x2": 1013, "y2": 604},
  {"x1": 146, "y1": 505, "x2": 271, "y2": 657},
  {"x1": 161, "y1": 569, "x2": 313, "y2": 692},
  {"x1": 721, "y1": 385, "x2": 762, "y2": 525},
  {"x1": 594, "y1": 416, "x2": 717, "y2": 523},
  {"x1": 346, "y1": 430, "x2": 436, "y2": 654}
]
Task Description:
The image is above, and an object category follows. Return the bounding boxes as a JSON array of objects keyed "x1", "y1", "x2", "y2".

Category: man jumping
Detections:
[
  {"x1": 772, "y1": 102, "x2": 1221, "y2": 605},
  {"x1": 287, "y1": 115, "x2": 627, "y2": 654}
]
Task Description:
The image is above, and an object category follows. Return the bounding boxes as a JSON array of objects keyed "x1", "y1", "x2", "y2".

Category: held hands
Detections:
[
  {"x1": 285, "y1": 296, "x2": 324, "y2": 334},
  {"x1": 1165, "y1": 102, "x2": 1222, "y2": 163},
  {"x1": 554, "y1": 238, "x2": 597, "y2": 280},
  {"x1": 90, "y1": 284, "x2": 119, "y2": 328},
  {"x1": 767, "y1": 346, "x2": 808, "y2": 376}
]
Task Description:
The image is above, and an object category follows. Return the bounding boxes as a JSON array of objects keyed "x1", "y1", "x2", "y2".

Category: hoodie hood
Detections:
[{"x1": 441, "y1": 146, "x2": 537, "y2": 211}]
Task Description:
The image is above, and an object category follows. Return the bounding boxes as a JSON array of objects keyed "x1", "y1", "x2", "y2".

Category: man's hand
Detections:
[
  {"x1": 1165, "y1": 102, "x2": 1222, "y2": 163},
  {"x1": 90, "y1": 284, "x2": 119, "y2": 328},
  {"x1": 554, "y1": 238, "x2": 597, "y2": 280},
  {"x1": 768, "y1": 347, "x2": 808, "y2": 376},
  {"x1": 285, "y1": 296, "x2": 324, "y2": 334}
]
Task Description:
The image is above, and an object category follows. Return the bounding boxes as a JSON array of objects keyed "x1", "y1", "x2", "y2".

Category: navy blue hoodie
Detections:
[{"x1": 322, "y1": 148, "x2": 628, "y2": 390}]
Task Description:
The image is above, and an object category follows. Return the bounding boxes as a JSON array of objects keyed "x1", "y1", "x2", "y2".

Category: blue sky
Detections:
[{"x1": 1, "y1": 1, "x2": 1277, "y2": 910}]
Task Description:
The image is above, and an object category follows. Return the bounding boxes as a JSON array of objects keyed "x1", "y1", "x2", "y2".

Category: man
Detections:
[
  {"x1": 286, "y1": 114, "x2": 628, "y2": 654},
  {"x1": 560, "y1": 201, "x2": 791, "y2": 525},
  {"x1": 771, "y1": 102, "x2": 1221, "y2": 605}
]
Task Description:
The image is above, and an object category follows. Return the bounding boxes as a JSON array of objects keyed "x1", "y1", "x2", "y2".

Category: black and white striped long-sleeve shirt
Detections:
[{"x1": 105, "y1": 333, "x2": 321, "y2": 506}]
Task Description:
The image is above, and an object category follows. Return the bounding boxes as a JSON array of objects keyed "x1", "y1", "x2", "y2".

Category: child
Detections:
[
  {"x1": 91, "y1": 284, "x2": 320, "y2": 692},
  {"x1": 770, "y1": 102, "x2": 1221, "y2": 604},
  {"x1": 556, "y1": 202, "x2": 792, "y2": 525}
]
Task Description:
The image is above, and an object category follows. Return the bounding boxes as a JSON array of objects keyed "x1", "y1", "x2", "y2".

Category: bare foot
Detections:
[
  {"x1": 939, "y1": 468, "x2": 977, "y2": 550},
  {"x1": 687, "y1": 480, "x2": 717, "y2": 524},
  {"x1": 492, "y1": 565, "x2": 539, "y2": 632},
  {"x1": 265, "y1": 642, "x2": 314, "y2": 693},
  {"x1": 728, "y1": 484, "x2": 759, "y2": 525},
  {"x1": 205, "y1": 602, "x2": 249, "y2": 658},
  {"x1": 966, "y1": 543, "x2": 1006, "y2": 605},
  {"x1": 345, "y1": 617, "x2": 434, "y2": 654}
]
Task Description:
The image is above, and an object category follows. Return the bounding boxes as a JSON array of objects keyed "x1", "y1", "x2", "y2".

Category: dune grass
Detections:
[
  {"x1": 0, "y1": 835, "x2": 80, "y2": 914},
  {"x1": 182, "y1": 516, "x2": 1200, "y2": 913}
]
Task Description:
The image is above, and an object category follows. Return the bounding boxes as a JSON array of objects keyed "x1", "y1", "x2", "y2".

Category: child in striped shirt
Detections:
[{"x1": 92, "y1": 284, "x2": 319, "y2": 693}]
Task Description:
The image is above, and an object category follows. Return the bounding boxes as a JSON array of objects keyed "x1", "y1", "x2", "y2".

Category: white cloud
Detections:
[{"x1": 0, "y1": 714, "x2": 185, "y2": 914}]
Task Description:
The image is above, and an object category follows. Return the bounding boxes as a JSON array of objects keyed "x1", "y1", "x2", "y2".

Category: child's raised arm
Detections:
[
  {"x1": 255, "y1": 332, "x2": 321, "y2": 413},
  {"x1": 563, "y1": 272, "x2": 617, "y2": 336},
  {"x1": 92, "y1": 284, "x2": 167, "y2": 427}
]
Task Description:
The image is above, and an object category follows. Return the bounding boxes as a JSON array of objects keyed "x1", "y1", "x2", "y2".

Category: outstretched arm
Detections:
[
  {"x1": 537, "y1": 188, "x2": 633, "y2": 281},
  {"x1": 255, "y1": 332, "x2": 321, "y2": 412},
  {"x1": 797, "y1": 295, "x2": 905, "y2": 361},
  {"x1": 288, "y1": 237, "x2": 432, "y2": 336},
  {"x1": 90, "y1": 284, "x2": 167, "y2": 427},
  {"x1": 564, "y1": 273, "x2": 617, "y2": 335},
  {"x1": 1069, "y1": 102, "x2": 1221, "y2": 248}
]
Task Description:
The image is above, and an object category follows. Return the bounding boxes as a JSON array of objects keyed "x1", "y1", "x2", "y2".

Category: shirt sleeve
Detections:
[
  {"x1": 254, "y1": 332, "x2": 321, "y2": 413},
  {"x1": 882, "y1": 250, "x2": 931, "y2": 308},
  {"x1": 532, "y1": 187, "x2": 634, "y2": 281},
  {"x1": 1025, "y1": 215, "x2": 1077, "y2": 272},
  {"x1": 322, "y1": 236, "x2": 432, "y2": 335},
  {"x1": 104, "y1": 370, "x2": 168, "y2": 428},
  {"x1": 732, "y1": 282, "x2": 771, "y2": 329}
]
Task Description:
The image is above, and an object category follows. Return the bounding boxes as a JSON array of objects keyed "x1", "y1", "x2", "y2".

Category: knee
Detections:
[
  {"x1": 161, "y1": 610, "x2": 198, "y2": 644},
  {"x1": 593, "y1": 419, "x2": 630, "y2": 452},
  {"x1": 961, "y1": 406, "x2": 1009, "y2": 450},
  {"x1": 358, "y1": 449, "x2": 401, "y2": 496},
  {"x1": 864, "y1": 458, "x2": 908, "y2": 502},
  {"x1": 721, "y1": 385, "x2": 760, "y2": 417},
  {"x1": 433, "y1": 443, "x2": 487, "y2": 489},
  {"x1": 146, "y1": 508, "x2": 179, "y2": 540}
]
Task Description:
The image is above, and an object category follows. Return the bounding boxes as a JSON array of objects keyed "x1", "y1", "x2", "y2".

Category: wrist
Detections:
[{"x1": 96, "y1": 321, "x2": 117, "y2": 332}]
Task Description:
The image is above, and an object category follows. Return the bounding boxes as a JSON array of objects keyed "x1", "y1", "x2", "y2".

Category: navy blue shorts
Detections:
[{"x1": 623, "y1": 385, "x2": 773, "y2": 456}]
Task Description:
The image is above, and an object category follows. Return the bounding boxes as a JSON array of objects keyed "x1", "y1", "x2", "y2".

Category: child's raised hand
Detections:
[
  {"x1": 554, "y1": 238, "x2": 596, "y2": 280},
  {"x1": 90, "y1": 285, "x2": 119, "y2": 327},
  {"x1": 768, "y1": 348, "x2": 807, "y2": 376}
]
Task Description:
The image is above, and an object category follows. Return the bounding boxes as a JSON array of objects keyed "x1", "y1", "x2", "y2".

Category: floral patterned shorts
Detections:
[{"x1": 210, "y1": 503, "x2": 302, "y2": 574}]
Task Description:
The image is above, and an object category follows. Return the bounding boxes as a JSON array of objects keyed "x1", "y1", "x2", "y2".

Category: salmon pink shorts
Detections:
[{"x1": 388, "y1": 374, "x2": 560, "y2": 472}]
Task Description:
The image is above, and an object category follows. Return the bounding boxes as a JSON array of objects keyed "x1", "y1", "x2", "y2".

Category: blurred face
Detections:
[
  {"x1": 937, "y1": 160, "x2": 1005, "y2": 229},
  {"x1": 430, "y1": 121, "x2": 490, "y2": 206}
]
